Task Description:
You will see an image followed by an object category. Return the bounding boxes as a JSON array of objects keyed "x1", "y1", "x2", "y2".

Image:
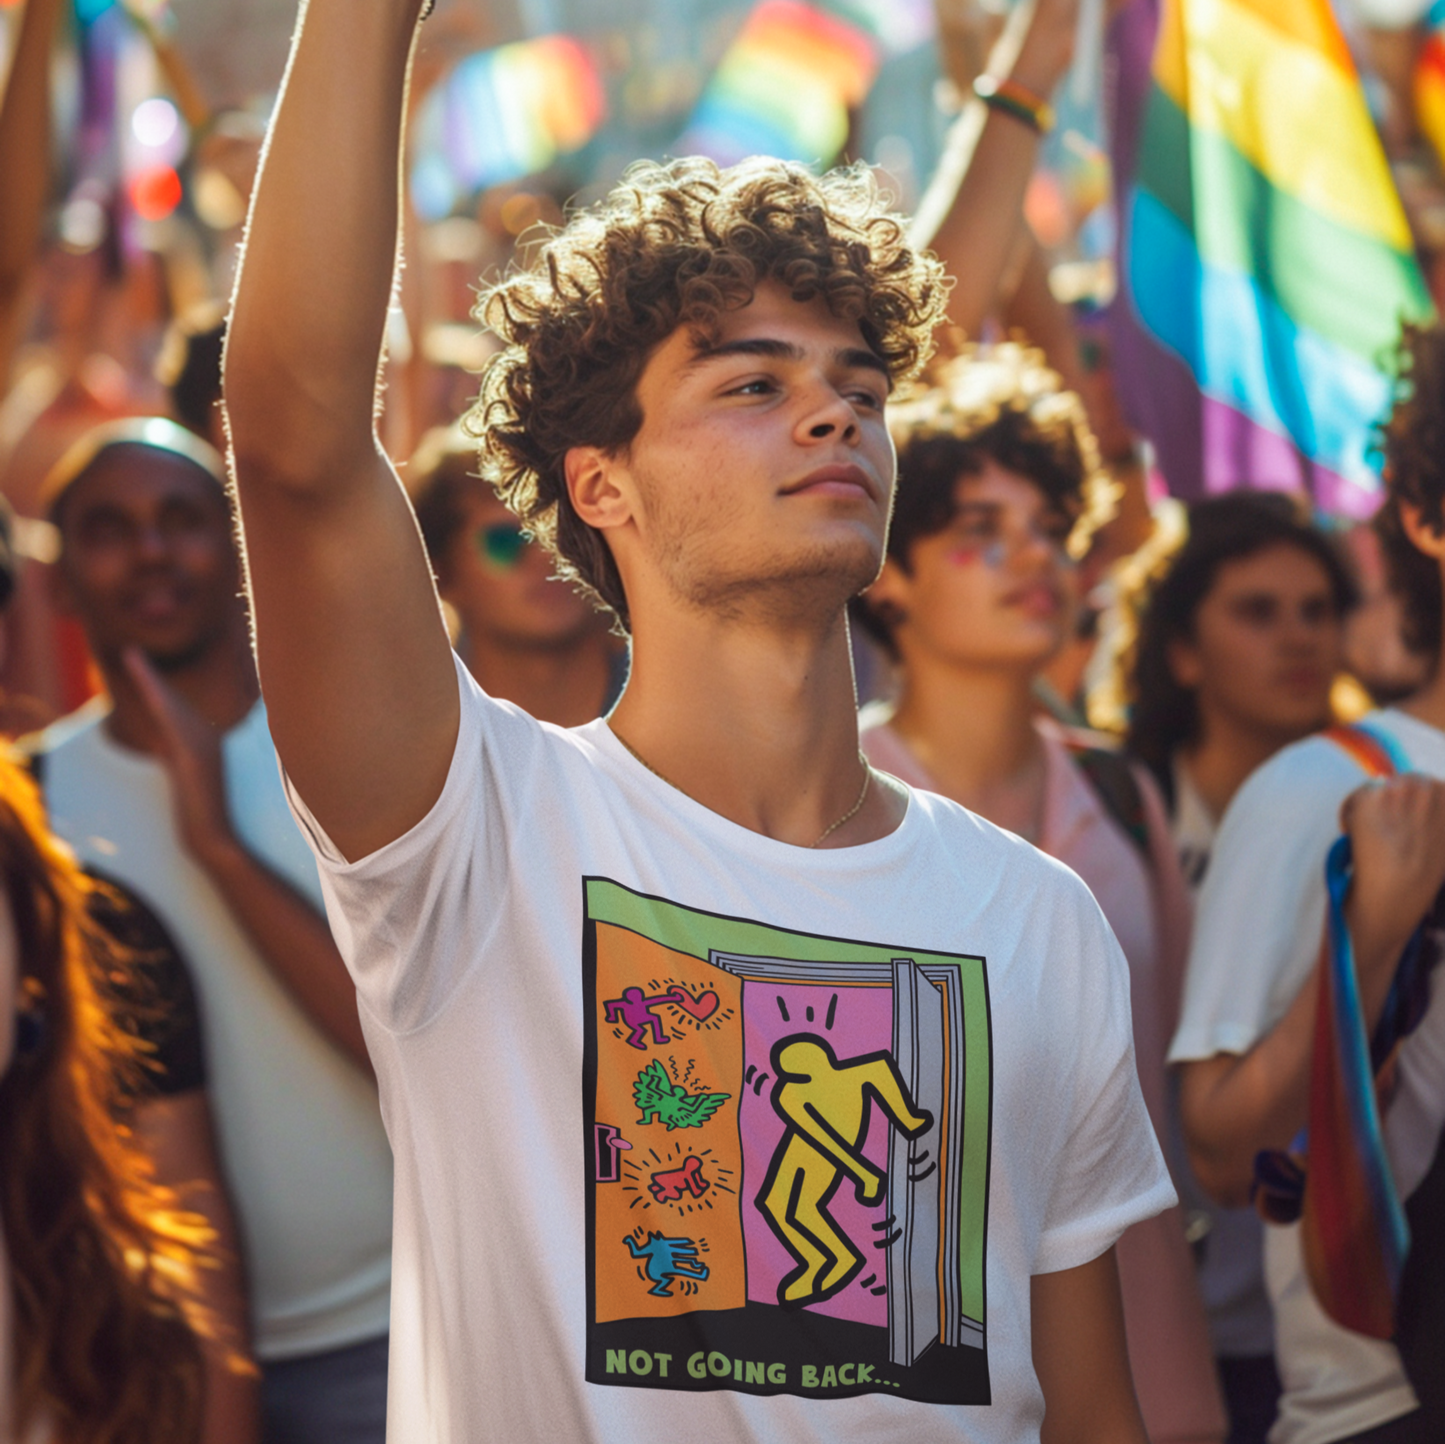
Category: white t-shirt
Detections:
[
  {"x1": 40, "y1": 704, "x2": 394, "y2": 1362},
  {"x1": 286, "y1": 659, "x2": 1174, "y2": 1442},
  {"x1": 1170, "y1": 709, "x2": 1445, "y2": 1444},
  {"x1": 1166, "y1": 756, "x2": 1275, "y2": 1361}
]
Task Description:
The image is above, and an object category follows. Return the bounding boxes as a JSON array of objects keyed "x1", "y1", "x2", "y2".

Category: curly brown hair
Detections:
[
  {"x1": 1377, "y1": 322, "x2": 1445, "y2": 664},
  {"x1": 468, "y1": 156, "x2": 949, "y2": 630},
  {"x1": 850, "y1": 342, "x2": 1115, "y2": 659}
]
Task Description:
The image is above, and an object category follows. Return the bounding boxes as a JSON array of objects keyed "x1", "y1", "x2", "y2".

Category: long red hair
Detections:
[{"x1": 0, "y1": 754, "x2": 204, "y2": 1443}]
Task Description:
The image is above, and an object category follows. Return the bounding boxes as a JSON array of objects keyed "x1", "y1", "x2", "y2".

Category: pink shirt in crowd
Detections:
[{"x1": 860, "y1": 710, "x2": 1226, "y2": 1444}]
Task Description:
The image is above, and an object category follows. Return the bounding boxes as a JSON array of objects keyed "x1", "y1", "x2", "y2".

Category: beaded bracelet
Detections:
[{"x1": 972, "y1": 74, "x2": 1056, "y2": 136}]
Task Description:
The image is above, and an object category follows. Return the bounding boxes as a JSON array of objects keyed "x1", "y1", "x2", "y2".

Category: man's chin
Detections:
[{"x1": 672, "y1": 540, "x2": 881, "y2": 624}]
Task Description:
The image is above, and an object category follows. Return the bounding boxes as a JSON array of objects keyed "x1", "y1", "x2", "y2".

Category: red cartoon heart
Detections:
[{"x1": 665, "y1": 987, "x2": 720, "y2": 1022}]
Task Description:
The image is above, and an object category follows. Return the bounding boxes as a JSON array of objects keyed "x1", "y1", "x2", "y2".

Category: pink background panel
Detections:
[{"x1": 739, "y1": 977, "x2": 895, "y2": 1328}]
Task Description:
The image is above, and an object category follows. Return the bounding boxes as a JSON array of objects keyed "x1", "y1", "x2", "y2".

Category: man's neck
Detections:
[
  {"x1": 609, "y1": 607, "x2": 901, "y2": 847},
  {"x1": 886, "y1": 658, "x2": 1045, "y2": 831},
  {"x1": 1177, "y1": 711, "x2": 1294, "y2": 824},
  {"x1": 101, "y1": 633, "x2": 260, "y2": 755},
  {"x1": 460, "y1": 627, "x2": 617, "y2": 729}
]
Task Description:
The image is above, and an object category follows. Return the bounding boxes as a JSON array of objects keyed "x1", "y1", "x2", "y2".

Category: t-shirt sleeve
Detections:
[
  {"x1": 1168, "y1": 737, "x2": 1366, "y2": 1065},
  {"x1": 1029, "y1": 866, "x2": 1178, "y2": 1274},
  {"x1": 86, "y1": 874, "x2": 207, "y2": 1097},
  {"x1": 282, "y1": 654, "x2": 543, "y2": 1033}
]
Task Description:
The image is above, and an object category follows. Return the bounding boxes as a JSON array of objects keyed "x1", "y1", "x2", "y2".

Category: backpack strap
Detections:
[{"x1": 1069, "y1": 745, "x2": 1150, "y2": 858}]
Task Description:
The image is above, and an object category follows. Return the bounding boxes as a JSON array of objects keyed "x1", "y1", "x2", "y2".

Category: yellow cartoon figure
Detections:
[{"x1": 757, "y1": 1036, "x2": 932, "y2": 1308}]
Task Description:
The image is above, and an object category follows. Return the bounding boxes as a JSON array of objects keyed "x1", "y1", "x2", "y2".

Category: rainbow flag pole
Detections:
[{"x1": 1113, "y1": 0, "x2": 1434, "y2": 516}]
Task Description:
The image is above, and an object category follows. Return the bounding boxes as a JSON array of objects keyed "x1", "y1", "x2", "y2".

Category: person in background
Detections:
[
  {"x1": 407, "y1": 425, "x2": 626, "y2": 724},
  {"x1": 32, "y1": 417, "x2": 394, "y2": 1444},
  {"x1": 0, "y1": 752, "x2": 206, "y2": 1444},
  {"x1": 1128, "y1": 492, "x2": 1357, "y2": 892},
  {"x1": 852, "y1": 342, "x2": 1225, "y2": 1444},
  {"x1": 1173, "y1": 323, "x2": 1445, "y2": 1444},
  {"x1": 1124, "y1": 491, "x2": 1356, "y2": 1444},
  {"x1": 1, "y1": 480, "x2": 259, "y2": 1440}
]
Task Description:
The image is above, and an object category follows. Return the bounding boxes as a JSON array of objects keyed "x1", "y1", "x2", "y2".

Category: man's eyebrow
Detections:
[{"x1": 685, "y1": 336, "x2": 893, "y2": 387}]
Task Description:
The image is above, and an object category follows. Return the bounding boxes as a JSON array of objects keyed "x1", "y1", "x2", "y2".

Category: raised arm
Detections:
[
  {"x1": 224, "y1": 0, "x2": 457, "y2": 862},
  {"x1": 911, "y1": 0, "x2": 1080, "y2": 337},
  {"x1": 1180, "y1": 774, "x2": 1445, "y2": 1205},
  {"x1": 0, "y1": 0, "x2": 63, "y2": 381}
]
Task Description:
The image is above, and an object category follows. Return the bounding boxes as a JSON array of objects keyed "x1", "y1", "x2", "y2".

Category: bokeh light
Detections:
[
  {"x1": 132, "y1": 97, "x2": 180, "y2": 150},
  {"x1": 129, "y1": 165, "x2": 183, "y2": 221}
]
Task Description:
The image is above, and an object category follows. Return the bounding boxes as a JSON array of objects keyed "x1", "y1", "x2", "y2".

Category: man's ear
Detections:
[
  {"x1": 1400, "y1": 501, "x2": 1445, "y2": 563},
  {"x1": 565, "y1": 446, "x2": 633, "y2": 533}
]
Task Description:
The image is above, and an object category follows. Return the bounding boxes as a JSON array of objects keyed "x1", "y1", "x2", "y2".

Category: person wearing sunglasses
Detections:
[{"x1": 408, "y1": 426, "x2": 626, "y2": 728}]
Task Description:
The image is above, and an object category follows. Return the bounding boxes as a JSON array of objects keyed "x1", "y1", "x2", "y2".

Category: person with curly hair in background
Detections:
[
  {"x1": 852, "y1": 342, "x2": 1224, "y2": 1444},
  {"x1": 1172, "y1": 325, "x2": 1445, "y2": 1444},
  {"x1": 0, "y1": 752, "x2": 207, "y2": 1444}
]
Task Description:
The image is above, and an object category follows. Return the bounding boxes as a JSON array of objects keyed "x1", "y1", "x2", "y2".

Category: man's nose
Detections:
[
  {"x1": 130, "y1": 521, "x2": 174, "y2": 562},
  {"x1": 800, "y1": 383, "x2": 860, "y2": 442}
]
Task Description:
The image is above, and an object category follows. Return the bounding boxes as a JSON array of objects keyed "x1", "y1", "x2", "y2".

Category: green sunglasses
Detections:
[{"x1": 475, "y1": 521, "x2": 531, "y2": 570}]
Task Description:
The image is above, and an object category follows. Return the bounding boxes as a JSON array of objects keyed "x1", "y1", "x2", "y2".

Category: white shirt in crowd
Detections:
[
  {"x1": 286, "y1": 656, "x2": 1174, "y2": 1443},
  {"x1": 1168, "y1": 756, "x2": 1276, "y2": 1364},
  {"x1": 40, "y1": 703, "x2": 394, "y2": 1362},
  {"x1": 1171, "y1": 709, "x2": 1445, "y2": 1444}
]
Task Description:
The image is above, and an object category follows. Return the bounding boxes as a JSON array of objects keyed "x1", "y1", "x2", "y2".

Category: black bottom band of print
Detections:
[{"x1": 586, "y1": 1303, "x2": 990, "y2": 1405}]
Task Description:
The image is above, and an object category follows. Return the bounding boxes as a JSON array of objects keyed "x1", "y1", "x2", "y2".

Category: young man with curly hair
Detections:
[
  {"x1": 1172, "y1": 324, "x2": 1445, "y2": 1444},
  {"x1": 224, "y1": 1, "x2": 1176, "y2": 1438}
]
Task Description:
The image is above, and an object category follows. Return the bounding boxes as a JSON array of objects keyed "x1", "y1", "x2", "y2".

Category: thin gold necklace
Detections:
[{"x1": 610, "y1": 729, "x2": 872, "y2": 848}]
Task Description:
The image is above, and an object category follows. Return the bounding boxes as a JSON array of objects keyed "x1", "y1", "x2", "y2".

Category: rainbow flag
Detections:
[
  {"x1": 1252, "y1": 724, "x2": 1435, "y2": 1340},
  {"x1": 678, "y1": 0, "x2": 879, "y2": 167},
  {"x1": 410, "y1": 35, "x2": 606, "y2": 221},
  {"x1": 1120, "y1": 0, "x2": 1433, "y2": 517}
]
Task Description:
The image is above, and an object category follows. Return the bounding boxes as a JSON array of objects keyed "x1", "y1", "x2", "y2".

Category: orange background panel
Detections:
[{"x1": 594, "y1": 923, "x2": 747, "y2": 1323}]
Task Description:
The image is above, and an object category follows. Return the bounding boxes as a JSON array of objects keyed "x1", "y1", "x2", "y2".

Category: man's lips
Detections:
[{"x1": 781, "y1": 464, "x2": 878, "y2": 502}]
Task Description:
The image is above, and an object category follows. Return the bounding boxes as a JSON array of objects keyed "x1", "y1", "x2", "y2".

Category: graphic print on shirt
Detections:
[{"x1": 583, "y1": 877, "x2": 994, "y2": 1405}]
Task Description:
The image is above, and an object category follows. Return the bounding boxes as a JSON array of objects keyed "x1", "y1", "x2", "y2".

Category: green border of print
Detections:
[{"x1": 585, "y1": 876, "x2": 993, "y2": 1325}]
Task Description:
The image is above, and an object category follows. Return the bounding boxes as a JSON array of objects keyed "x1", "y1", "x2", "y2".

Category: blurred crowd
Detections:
[{"x1": 6, "y1": 0, "x2": 1445, "y2": 1442}]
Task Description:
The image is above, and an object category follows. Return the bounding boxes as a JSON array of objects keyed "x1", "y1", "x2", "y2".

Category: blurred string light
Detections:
[
  {"x1": 677, "y1": 0, "x2": 880, "y2": 166},
  {"x1": 52, "y1": 0, "x2": 191, "y2": 245},
  {"x1": 118, "y1": 11, "x2": 186, "y2": 224},
  {"x1": 411, "y1": 35, "x2": 606, "y2": 221}
]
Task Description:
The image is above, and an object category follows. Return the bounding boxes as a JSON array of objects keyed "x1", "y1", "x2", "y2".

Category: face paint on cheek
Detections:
[{"x1": 947, "y1": 540, "x2": 1007, "y2": 569}]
